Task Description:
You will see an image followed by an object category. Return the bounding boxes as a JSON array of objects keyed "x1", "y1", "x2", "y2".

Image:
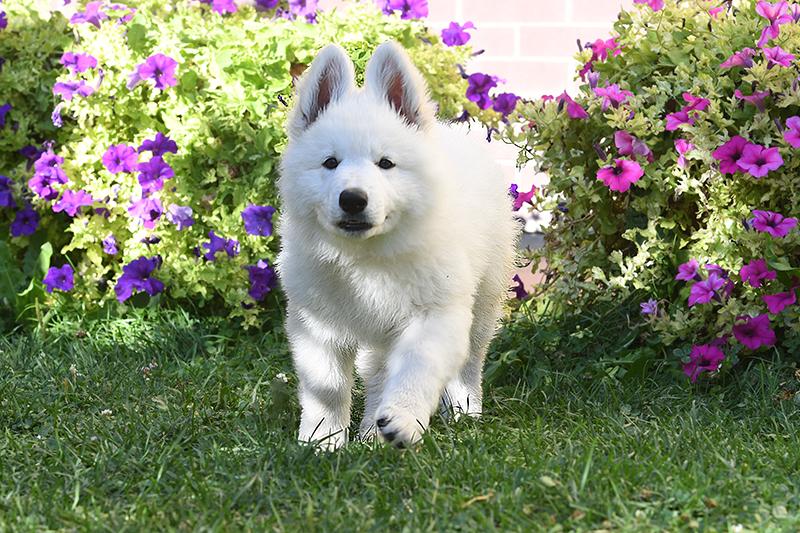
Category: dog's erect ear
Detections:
[
  {"x1": 364, "y1": 41, "x2": 435, "y2": 130},
  {"x1": 288, "y1": 44, "x2": 355, "y2": 138}
]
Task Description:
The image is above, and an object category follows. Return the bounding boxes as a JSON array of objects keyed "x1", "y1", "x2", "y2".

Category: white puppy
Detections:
[{"x1": 276, "y1": 42, "x2": 519, "y2": 449}]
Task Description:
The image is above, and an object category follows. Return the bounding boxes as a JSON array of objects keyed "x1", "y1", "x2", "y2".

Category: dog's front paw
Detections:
[
  {"x1": 374, "y1": 406, "x2": 428, "y2": 448},
  {"x1": 298, "y1": 426, "x2": 348, "y2": 452}
]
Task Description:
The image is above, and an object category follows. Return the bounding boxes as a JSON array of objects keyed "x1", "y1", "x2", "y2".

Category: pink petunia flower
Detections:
[
  {"x1": 783, "y1": 116, "x2": 800, "y2": 148},
  {"x1": 751, "y1": 209, "x2": 798, "y2": 237},
  {"x1": 739, "y1": 258, "x2": 777, "y2": 288},
  {"x1": 712, "y1": 135, "x2": 749, "y2": 174},
  {"x1": 675, "y1": 258, "x2": 700, "y2": 281},
  {"x1": 509, "y1": 183, "x2": 536, "y2": 211},
  {"x1": 596, "y1": 158, "x2": 644, "y2": 192},
  {"x1": 688, "y1": 273, "x2": 725, "y2": 306},
  {"x1": 755, "y1": 1, "x2": 792, "y2": 47},
  {"x1": 665, "y1": 110, "x2": 695, "y2": 131},
  {"x1": 593, "y1": 84, "x2": 633, "y2": 111},
  {"x1": 763, "y1": 290, "x2": 796, "y2": 314},
  {"x1": 634, "y1": 0, "x2": 664, "y2": 10},
  {"x1": 675, "y1": 139, "x2": 695, "y2": 168},
  {"x1": 682, "y1": 344, "x2": 726, "y2": 382},
  {"x1": 737, "y1": 144, "x2": 783, "y2": 178},
  {"x1": 763, "y1": 45, "x2": 795, "y2": 67},
  {"x1": 732, "y1": 314, "x2": 776, "y2": 350},
  {"x1": 720, "y1": 48, "x2": 756, "y2": 69},
  {"x1": 682, "y1": 92, "x2": 710, "y2": 112},
  {"x1": 734, "y1": 89, "x2": 770, "y2": 112},
  {"x1": 615, "y1": 131, "x2": 653, "y2": 161},
  {"x1": 709, "y1": 5, "x2": 725, "y2": 18},
  {"x1": 556, "y1": 91, "x2": 589, "y2": 119}
]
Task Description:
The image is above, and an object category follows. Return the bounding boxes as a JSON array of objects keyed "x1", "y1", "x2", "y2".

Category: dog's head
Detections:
[{"x1": 279, "y1": 42, "x2": 441, "y2": 244}]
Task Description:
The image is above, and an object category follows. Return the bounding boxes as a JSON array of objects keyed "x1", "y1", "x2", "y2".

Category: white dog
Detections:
[{"x1": 276, "y1": 42, "x2": 519, "y2": 449}]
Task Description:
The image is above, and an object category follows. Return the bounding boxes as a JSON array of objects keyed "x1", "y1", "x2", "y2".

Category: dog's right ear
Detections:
[{"x1": 288, "y1": 44, "x2": 355, "y2": 139}]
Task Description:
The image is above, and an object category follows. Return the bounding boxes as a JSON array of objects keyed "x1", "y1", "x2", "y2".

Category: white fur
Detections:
[{"x1": 276, "y1": 42, "x2": 519, "y2": 449}]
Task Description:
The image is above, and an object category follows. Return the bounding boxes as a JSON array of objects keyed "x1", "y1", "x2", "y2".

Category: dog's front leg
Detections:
[
  {"x1": 375, "y1": 306, "x2": 472, "y2": 448},
  {"x1": 287, "y1": 311, "x2": 354, "y2": 451}
]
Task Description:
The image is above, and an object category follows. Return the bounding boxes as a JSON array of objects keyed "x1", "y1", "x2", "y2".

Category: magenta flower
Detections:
[
  {"x1": 751, "y1": 209, "x2": 798, "y2": 237},
  {"x1": 665, "y1": 110, "x2": 695, "y2": 131},
  {"x1": 43, "y1": 264, "x2": 75, "y2": 293},
  {"x1": 763, "y1": 45, "x2": 795, "y2": 67},
  {"x1": 128, "y1": 197, "x2": 163, "y2": 229},
  {"x1": 212, "y1": 0, "x2": 237, "y2": 14},
  {"x1": 70, "y1": 1, "x2": 107, "y2": 27},
  {"x1": 737, "y1": 144, "x2": 783, "y2": 178},
  {"x1": 682, "y1": 92, "x2": 710, "y2": 112},
  {"x1": 102, "y1": 144, "x2": 138, "y2": 174},
  {"x1": 380, "y1": 0, "x2": 428, "y2": 19},
  {"x1": 511, "y1": 274, "x2": 528, "y2": 300},
  {"x1": 734, "y1": 89, "x2": 770, "y2": 112},
  {"x1": 732, "y1": 314, "x2": 776, "y2": 350},
  {"x1": 682, "y1": 344, "x2": 725, "y2": 383},
  {"x1": 53, "y1": 81, "x2": 95, "y2": 101},
  {"x1": 720, "y1": 48, "x2": 756, "y2": 69},
  {"x1": 115, "y1": 256, "x2": 164, "y2": 302},
  {"x1": 53, "y1": 189, "x2": 94, "y2": 217},
  {"x1": 441, "y1": 21, "x2": 474, "y2": 47},
  {"x1": 137, "y1": 156, "x2": 174, "y2": 194},
  {"x1": 675, "y1": 139, "x2": 695, "y2": 168},
  {"x1": 466, "y1": 73, "x2": 498, "y2": 110},
  {"x1": 60, "y1": 52, "x2": 98, "y2": 73},
  {"x1": 709, "y1": 5, "x2": 725, "y2": 18},
  {"x1": 634, "y1": 0, "x2": 664, "y2": 10},
  {"x1": 688, "y1": 273, "x2": 725, "y2": 306},
  {"x1": 615, "y1": 131, "x2": 653, "y2": 161},
  {"x1": 167, "y1": 204, "x2": 194, "y2": 231},
  {"x1": 675, "y1": 258, "x2": 700, "y2": 281},
  {"x1": 130, "y1": 54, "x2": 178, "y2": 91},
  {"x1": 640, "y1": 298, "x2": 658, "y2": 315},
  {"x1": 756, "y1": 1, "x2": 792, "y2": 47},
  {"x1": 763, "y1": 290, "x2": 796, "y2": 314},
  {"x1": 596, "y1": 159, "x2": 644, "y2": 193},
  {"x1": 556, "y1": 91, "x2": 589, "y2": 119},
  {"x1": 492, "y1": 93, "x2": 519, "y2": 117},
  {"x1": 783, "y1": 116, "x2": 800, "y2": 148},
  {"x1": 739, "y1": 258, "x2": 777, "y2": 288},
  {"x1": 593, "y1": 84, "x2": 632, "y2": 111},
  {"x1": 712, "y1": 136, "x2": 749, "y2": 174},
  {"x1": 509, "y1": 184, "x2": 536, "y2": 211}
]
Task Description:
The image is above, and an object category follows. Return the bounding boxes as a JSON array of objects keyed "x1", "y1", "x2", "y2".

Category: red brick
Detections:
[
  {"x1": 518, "y1": 25, "x2": 610, "y2": 58},
  {"x1": 461, "y1": 0, "x2": 566, "y2": 23}
]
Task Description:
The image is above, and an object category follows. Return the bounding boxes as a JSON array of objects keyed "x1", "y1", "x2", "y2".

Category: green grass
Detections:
[{"x1": 1, "y1": 311, "x2": 799, "y2": 531}]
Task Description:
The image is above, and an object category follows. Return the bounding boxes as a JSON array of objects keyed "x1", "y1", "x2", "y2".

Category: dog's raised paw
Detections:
[{"x1": 375, "y1": 408, "x2": 426, "y2": 448}]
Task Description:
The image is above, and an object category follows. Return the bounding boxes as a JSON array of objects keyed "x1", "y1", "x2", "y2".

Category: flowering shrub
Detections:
[
  {"x1": 504, "y1": 0, "x2": 800, "y2": 380},
  {"x1": 0, "y1": 0, "x2": 492, "y2": 328}
]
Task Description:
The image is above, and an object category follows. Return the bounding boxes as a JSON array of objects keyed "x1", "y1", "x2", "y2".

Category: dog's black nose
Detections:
[{"x1": 339, "y1": 188, "x2": 368, "y2": 214}]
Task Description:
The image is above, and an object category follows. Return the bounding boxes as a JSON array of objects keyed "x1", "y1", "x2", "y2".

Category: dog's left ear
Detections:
[{"x1": 364, "y1": 41, "x2": 436, "y2": 130}]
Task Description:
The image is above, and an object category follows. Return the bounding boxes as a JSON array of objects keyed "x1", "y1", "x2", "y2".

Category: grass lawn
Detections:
[{"x1": 1, "y1": 310, "x2": 798, "y2": 531}]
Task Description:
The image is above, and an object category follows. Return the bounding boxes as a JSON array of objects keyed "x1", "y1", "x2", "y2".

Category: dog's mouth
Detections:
[{"x1": 337, "y1": 219, "x2": 374, "y2": 233}]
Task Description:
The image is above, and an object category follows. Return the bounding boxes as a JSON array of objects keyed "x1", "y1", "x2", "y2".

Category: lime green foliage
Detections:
[
  {"x1": 0, "y1": 0, "x2": 484, "y2": 328},
  {"x1": 504, "y1": 0, "x2": 800, "y2": 373}
]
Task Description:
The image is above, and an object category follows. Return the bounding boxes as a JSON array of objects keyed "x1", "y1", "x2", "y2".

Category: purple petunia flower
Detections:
[
  {"x1": 737, "y1": 144, "x2": 783, "y2": 178},
  {"x1": 466, "y1": 73, "x2": 498, "y2": 110},
  {"x1": 103, "y1": 234, "x2": 118, "y2": 255},
  {"x1": 593, "y1": 84, "x2": 632, "y2": 111},
  {"x1": 0, "y1": 12, "x2": 7, "y2": 31},
  {"x1": 675, "y1": 258, "x2": 700, "y2": 281},
  {"x1": 756, "y1": 1, "x2": 792, "y2": 47},
  {"x1": 137, "y1": 156, "x2": 174, "y2": 194},
  {"x1": 53, "y1": 189, "x2": 94, "y2": 217},
  {"x1": 596, "y1": 158, "x2": 644, "y2": 193},
  {"x1": 732, "y1": 313, "x2": 776, "y2": 350},
  {"x1": 634, "y1": 0, "x2": 664, "y2": 10},
  {"x1": 0, "y1": 175, "x2": 15, "y2": 208},
  {"x1": 167, "y1": 204, "x2": 194, "y2": 231},
  {"x1": 60, "y1": 52, "x2": 98, "y2": 73},
  {"x1": 640, "y1": 298, "x2": 658, "y2": 315},
  {"x1": 102, "y1": 144, "x2": 138, "y2": 174},
  {"x1": 712, "y1": 135, "x2": 749, "y2": 174},
  {"x1": 289, "y1": 0, "x2": 319, "y2": 21},
  {"x1": 665, "y1": 110, "x2": 695, "y2": 131},
  {"x1": 688, "y1": 273, "x2": 725, "y2": 306},
  {"x1": 202, "y1": 230, "x2": 239, "y2": 261},
  {"x1": 19, "y1": 145, "x2": 43, "y2": 170},
  {"x1": 0, "y1": 103, "x2": 11, "y2": 128},
  {"x1": 245, "y1": 260, "x2": 277, "y2": 301},
  {"x1": 10, "y1": 205, "x2": 40, "y2": 237},
  {"x1": 763, "y1": 45, "x2": 795, "y2": 67},
  {"x1": 70, "y1": 1, "x2": 107, "y2": 27},
  {"x1": 128, "y1": 196, "x2": 163, "y2": 229},
  {"x1": 751, "y1": 209, "x2": 798, "y2": 237},
  {"x1": 441, "y1": 21, "x2": 474, "y2": 47},
  {"x1": 720, "y1": 48, "x2": 756, "y2": 69},
  {"x1": 241, "y1": 205, "x2": 276, "y2": 236},
  {"x1": 379, "y1": 0, "x2": 428, "y2": 19},
  {"x1": 615, "y1": 131, "x2": 653, "y2": 161},
  {"x1": 42, "y1": 263, "x2": 75, "y2": 295},
  {"x1": 675, "y1": 139, "x2": 695, "y2": 168},
  {"x1": 52, "y1": 103, "x2": 64, "y2": 128},
  {"x1": 739, "y1": 258, "x2": 777, "y2": 288},
  {"x1": 255, "y1": 0, "x2": 280, "y2": 8},
  {"x1": 492, "y1": 93, "x2": 519, "y2": 117},
  {"x1": 763, "y1": 290, "x2": 796, "y2": 314},
  {"x1": 114, "y1": 256, "x2": 164, "y2": 302},
  {"x1": 511, "y1": 274, "x2": 528, "y2": 300},
  {"x1": 53, "y1": 80, "x2": 95, "y2": 101},
  {"x1": 211, "y1": 0, "x2": 237, "y2": 14},
  {"x1": 734, "y1": 89, "x2": 770, "y2": 112},
  {"x1": 682, "y1": 344, "x2": 725, "y2": 383},
  {"x1": 43, "y1": 264, "x2": 74, "y2": 293},
  {"x1": 556, "y1": 91, "x2": 589, "y2": 119},
  {"x1": 130, "y1": 54, "x2": 178, "y2": 91},
  {"x1": 783, "y1": 116, "x2": 800, "y2": 148},
  {"x1": 29, "y1": 149, "x2": 70, "y2": 201},
  {"x1": 138, "y1": 132, "x2": 178, "y2": 156}
]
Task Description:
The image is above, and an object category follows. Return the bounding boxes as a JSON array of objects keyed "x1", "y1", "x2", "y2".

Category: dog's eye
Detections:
[
  {"x1": 322, "y1": 157, "x2": 339, "y2": 170},
  {"x1": 377, "y1": 158, "x2": 395, "y2": 170}
]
